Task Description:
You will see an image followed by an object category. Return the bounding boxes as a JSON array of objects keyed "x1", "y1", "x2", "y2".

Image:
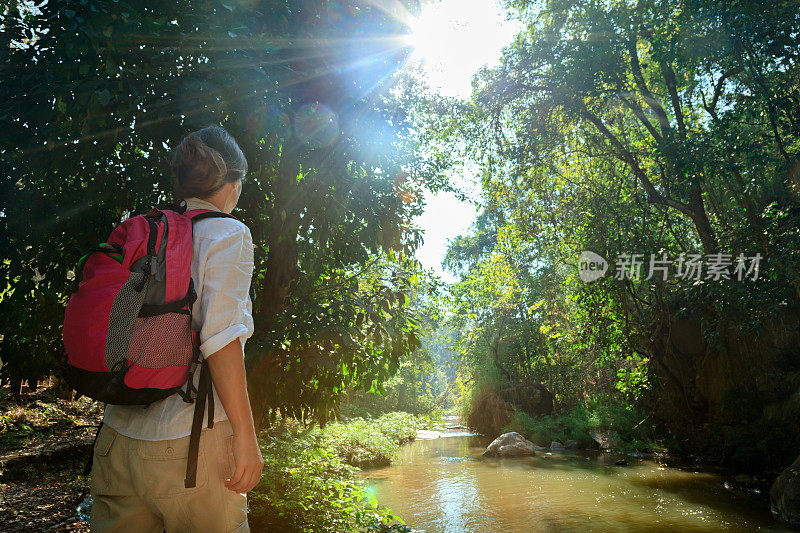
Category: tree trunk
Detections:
[
  {"x1": 9, "y1": 378, "x2": 22, "y2": 399},
  {"x1": 247, "y1": 151, "x2": 304, "y2": 432},
  {"x1": 53, "y1": 376, "x2": 75, "y2": 401},
  {"x1": 687, "y1": 196, "x2": 718, "y2": 253}
]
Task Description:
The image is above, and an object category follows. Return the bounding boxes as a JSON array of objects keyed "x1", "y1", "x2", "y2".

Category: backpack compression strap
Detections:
[{"x1": 185, "y1": 360, "x2": 214, "y2": 488}]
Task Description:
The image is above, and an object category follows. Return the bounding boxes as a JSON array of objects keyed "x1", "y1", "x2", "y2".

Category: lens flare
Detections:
[
  {"x1": 294, "y1": 103, "x2": 340, "y2": 148},
  {"x1": 246, "y1": 105, "x2": 292, "y2": 143}
]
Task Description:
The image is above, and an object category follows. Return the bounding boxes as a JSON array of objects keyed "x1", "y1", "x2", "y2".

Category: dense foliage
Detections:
[
  {"x1": 342, "y1": 294, "x2": 452, "y2": 417},
  {"x1": 249, "y1": 420, "x2": 388, "y2": 533},
  {"x1": 321, "y1": 411, "x2": 424, "y2": 467},
  {"x1": 440, "y1": 0, "x2": 800, "y2": 464},
  {"x1": 249, "y1": 413, "x2": 426, "y2": 532},
  {"x1": 0, "y1": 0, "x2": 448, "y2": 426}
]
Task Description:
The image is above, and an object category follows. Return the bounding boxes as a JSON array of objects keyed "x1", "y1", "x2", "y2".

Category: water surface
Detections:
[{"x1": 364, "y1": 433, "x2": 789, "y2": 532}]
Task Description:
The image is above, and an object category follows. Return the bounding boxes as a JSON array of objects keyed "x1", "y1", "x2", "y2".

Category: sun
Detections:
[
  {"x1": 405, "y1": 3, "x2": 457, "y2": 72},
  {"x1": 403, "y1": 0, "x2": 522, "y2": 98}
]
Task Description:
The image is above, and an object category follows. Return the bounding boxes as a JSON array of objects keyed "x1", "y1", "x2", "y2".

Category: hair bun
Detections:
[
  {"x1": 171, "y1": 134, "x2": 227, "y2": 198},
  {"x1": 170, "y1": 126, "x2": 248, "y2": 200}
]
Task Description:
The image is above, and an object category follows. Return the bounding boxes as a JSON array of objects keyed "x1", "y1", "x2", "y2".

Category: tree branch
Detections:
[
  {"x1": 701, "y1": 66, "x2": 742, "y2": 120},
  {"x1": 579, "y1": 107, "x2": 692, "y2": 217},
  {"x1": 627, "y1": 33, "x2": 671, "y2": 136},
  {"x1": 660, "y1": 62, "x2": 686, "y2": 139},
  {"x1": 618, "y1": 94, "x2": 663, "y2": 143}
]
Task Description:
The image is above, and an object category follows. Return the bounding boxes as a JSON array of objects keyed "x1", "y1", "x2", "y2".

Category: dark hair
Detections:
[{"x1": 170, "y1": 126, "x2": 247, "y2": 199}]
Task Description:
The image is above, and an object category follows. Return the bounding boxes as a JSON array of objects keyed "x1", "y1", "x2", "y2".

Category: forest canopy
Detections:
[
  {"x1": 436, "y1": 0, "x2": 800, "y2": 470},
  {"x1": 0, "y1": 0, "x2": 449, "y2": 427}
]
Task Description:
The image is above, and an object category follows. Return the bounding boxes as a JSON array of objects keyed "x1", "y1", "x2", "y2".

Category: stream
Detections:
[{"x1": 363, "y1": 422, "x2": 790, "y2": 532}]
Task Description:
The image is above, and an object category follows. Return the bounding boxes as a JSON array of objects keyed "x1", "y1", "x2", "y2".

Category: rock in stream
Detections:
[{"x1": 483, "y1": 432, "x2": 538, "y2": 458}]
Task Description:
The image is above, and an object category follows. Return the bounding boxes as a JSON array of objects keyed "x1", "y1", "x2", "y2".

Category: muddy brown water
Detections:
[{"x1": 363, "y1": 431, "x2": 791, "y2": 532}]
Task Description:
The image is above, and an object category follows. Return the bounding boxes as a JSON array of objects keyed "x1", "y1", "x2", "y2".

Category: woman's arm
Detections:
[
  {"x1": 206, "y1": 337, "x2": 263, "y2": 493},
  {"x1": 194, "y1": 221, "x2": 260, "y2": 492}
]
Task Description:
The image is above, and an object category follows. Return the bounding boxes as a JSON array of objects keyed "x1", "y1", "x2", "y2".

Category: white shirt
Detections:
[{"x1": 103, "y1": 197, "x2": 255, "y2": 440}]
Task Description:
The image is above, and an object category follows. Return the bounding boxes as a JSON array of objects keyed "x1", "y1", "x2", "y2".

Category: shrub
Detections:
[
  {"x1": 501, "y1": 399, "x2": 656, "y2": 451},
  {"x1": 503, "y1": 410, "x2": 568, "y2": 445},
  {"x1": 321, "y1": 412, "x2": 425, "y2": 468},
  {"x1": 340, "y1": 360, "x2": 438, "y2": 418},
  {"x1": 465, "y1": 386, "x2": 514, "y2": 438},
  {"x1": 373, "y1": 412, "x2": 423, "y2": 444},
  {"x1": 322, "y1": 418, "x2": 398, "y2": 468},
  {"x1": 249, "y1": 420, "x2": 399, "y2": 532}
]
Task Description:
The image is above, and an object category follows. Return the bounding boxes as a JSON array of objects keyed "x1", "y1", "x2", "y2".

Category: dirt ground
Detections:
[
  {"x1": 0, "y1": 479, "x2": 91, "y2": 532},
  {"x1": 0, "y1": 386, "x2": 102, "y2": 532}
]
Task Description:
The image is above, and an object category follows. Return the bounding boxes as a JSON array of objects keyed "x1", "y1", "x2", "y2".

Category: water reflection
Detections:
[{"x1": 364, "y1": 435, "x2": 789, "y2": 532}]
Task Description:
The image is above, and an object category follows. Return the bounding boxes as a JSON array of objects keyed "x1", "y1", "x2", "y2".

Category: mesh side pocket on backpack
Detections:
[
  {"x1": 128, "y1": 312, "x2": 194, "y2": 369},
  {"x1": 105, "y1": 272, "x2": 148, "y2": 372}
]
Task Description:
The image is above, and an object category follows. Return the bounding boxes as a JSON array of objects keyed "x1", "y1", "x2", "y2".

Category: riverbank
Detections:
[
  {"x1": 495, "y1": 404, "x2": 782, "y2": 497},
  {"x1": 249, "y1": 411, "x2": 434, "y2": 531},
  {"x1": 0, "y1": 386, "x2": 431, "y2": 532}
]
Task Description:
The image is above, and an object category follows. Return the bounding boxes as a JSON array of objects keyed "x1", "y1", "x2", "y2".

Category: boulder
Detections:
[
  {"x1": 483, "y1": 432, "x2": 538, "y2": 458},
  {"x1": 565, "y1": 440, "x2": 581, "y2": 449},
  {"x1": 550, "y1": 441, "x2": 565, "y2": 450},
  {"x1": 589, "y1": 429, "x2": 620, "y2": 451},
  {"x1": 771, "y1": 454, "x2": 800, "y2": 527}
]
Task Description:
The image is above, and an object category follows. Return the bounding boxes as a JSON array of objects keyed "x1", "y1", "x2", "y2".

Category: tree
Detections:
[
  {"x1": 475, "y1": 0, "x2": 800, "y2": 254},
  {"x1": 1, "y1": 0, "x2": 442, "y2": 425},
  {"x1": 437, "y1": 0, "x2": 800, "y2": 466}
]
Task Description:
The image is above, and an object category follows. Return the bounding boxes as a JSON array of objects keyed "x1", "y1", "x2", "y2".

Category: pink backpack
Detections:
[{"x1": 62, "y1": 205, "x2": 235, "y2": 487}]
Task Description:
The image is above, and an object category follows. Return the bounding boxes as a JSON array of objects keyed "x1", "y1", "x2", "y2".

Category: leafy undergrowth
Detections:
[
  {"x1": 501, "y1": 399, "x2": 664, "y2": 454},
  {"x1": 321, "y1": 412, "x2": 426, "y2": 468},
  {"x1": 249, "y1": 415, "x2": 419, "y2": 533}
]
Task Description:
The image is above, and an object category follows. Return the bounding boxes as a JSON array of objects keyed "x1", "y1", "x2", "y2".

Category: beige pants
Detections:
[{"x1": 90, "y1": 420, "x2": 249, "y2": 532}]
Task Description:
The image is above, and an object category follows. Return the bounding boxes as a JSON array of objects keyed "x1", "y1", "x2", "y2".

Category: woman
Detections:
[{"x1": 90, "y1": 126, "x2": 263, "y2": 532}]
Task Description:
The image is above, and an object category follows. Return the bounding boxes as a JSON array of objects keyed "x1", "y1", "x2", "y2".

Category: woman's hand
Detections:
[
  {"x1": 225, "y1": 431, "x2": 264, "y2": 493},
  {"x1": 205, "y1": 338, "x2": 263, "y2": 493}
]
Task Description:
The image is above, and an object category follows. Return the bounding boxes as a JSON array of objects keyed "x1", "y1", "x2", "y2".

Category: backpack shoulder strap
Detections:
[{"x1": 185, "y1": 209, "x2": 239, "y2": 223}]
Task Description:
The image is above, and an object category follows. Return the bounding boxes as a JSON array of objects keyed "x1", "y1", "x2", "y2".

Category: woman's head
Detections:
[{"x1": 171, "y1": 126, "x2": 247, "y2": 212}]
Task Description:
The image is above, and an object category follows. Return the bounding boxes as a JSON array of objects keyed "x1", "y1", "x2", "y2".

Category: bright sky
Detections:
[{"x1": 406, "y1": 0, "x2": 521, "y2": 283}]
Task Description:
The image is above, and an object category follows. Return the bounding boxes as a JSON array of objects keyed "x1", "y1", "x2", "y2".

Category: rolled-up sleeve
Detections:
[{"x1": 196, "y1": 224, "x2": 255, "y2": 359}]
